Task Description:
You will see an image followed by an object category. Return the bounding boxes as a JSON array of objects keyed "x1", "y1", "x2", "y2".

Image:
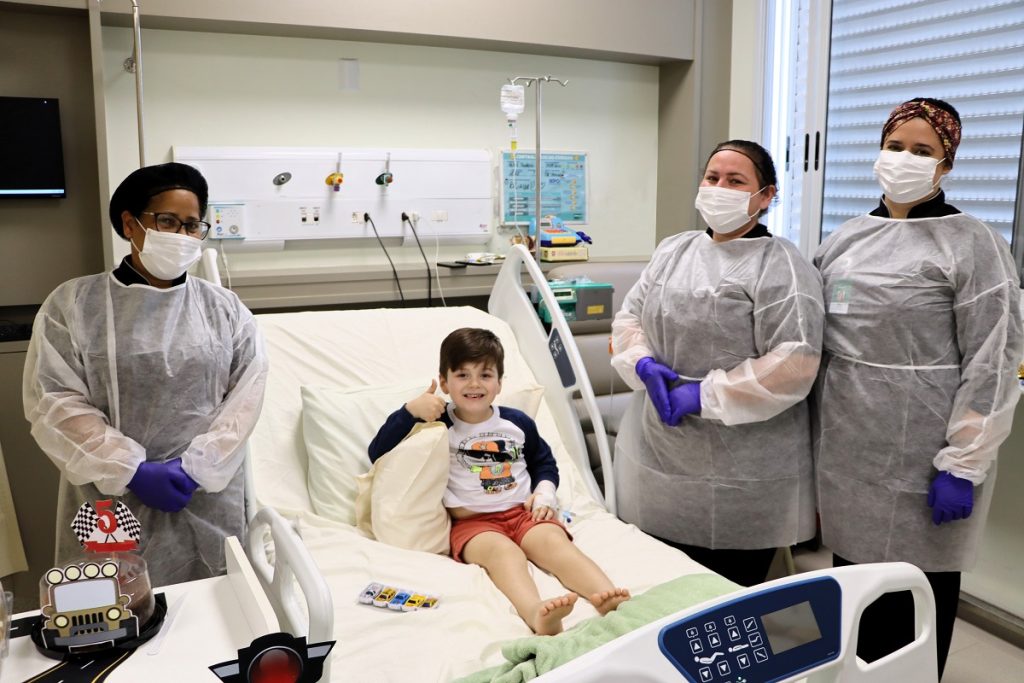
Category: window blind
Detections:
[{"x1": 821, "y1": 0, "x2": 1024, "y2": 241}]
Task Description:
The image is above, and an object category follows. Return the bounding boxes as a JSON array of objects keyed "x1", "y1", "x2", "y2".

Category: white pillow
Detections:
[
  {"x1": 303, "y1": 382, "x2": 545, "y2": 526},
  {"x1": 355, "y1": 422, "x2": 452, "y2": 554},
  {"x1": 303, "y1": 383, "x2": 424, "y2": 525}
]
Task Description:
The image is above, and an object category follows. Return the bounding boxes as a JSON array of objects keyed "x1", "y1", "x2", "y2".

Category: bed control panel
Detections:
[{"x1": 659, "y1": 577, "x2": 841, "y2": 683}]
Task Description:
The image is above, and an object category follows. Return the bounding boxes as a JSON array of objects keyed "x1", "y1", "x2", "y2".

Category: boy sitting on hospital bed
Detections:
[{"x1": 368, "y1": 327, "x2": 629, "y2": 635}]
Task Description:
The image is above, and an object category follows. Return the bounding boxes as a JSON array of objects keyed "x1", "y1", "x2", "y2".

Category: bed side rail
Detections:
[
  {"x1": 488, "y1": 244, "x2": 616, "y2": 514},
  {"x1": 246, "y1": 507, "x2": 334, "y2": 649}
]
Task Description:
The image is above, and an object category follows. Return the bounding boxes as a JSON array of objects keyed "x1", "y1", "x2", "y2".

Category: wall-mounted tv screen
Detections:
[{"x1": 0, "y1": 96, "x2": 67, "y2": 198}]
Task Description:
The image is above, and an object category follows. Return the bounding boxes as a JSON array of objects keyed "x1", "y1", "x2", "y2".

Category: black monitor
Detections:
[{"x1": 0, "y1": 96, "x2": 67, "y2": 198}]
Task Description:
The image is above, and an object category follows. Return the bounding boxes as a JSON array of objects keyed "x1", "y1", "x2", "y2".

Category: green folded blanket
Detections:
[{"x1": 454, "y1": 573, "x2": 740, "y2": 683}]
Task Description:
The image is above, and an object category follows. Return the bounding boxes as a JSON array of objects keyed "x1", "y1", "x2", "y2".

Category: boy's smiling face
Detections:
[{"x1": 439, "y1": 360, "x2": 502, "y2": 422}]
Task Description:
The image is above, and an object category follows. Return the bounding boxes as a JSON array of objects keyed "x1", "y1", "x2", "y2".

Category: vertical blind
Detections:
[{"x1": 821, "y1": 0, "x2": 1024, "y2": 241}]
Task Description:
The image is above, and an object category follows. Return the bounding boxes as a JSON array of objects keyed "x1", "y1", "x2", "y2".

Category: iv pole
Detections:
[{"x1": 509, "y1": 76, "x2": 568, "y2": 261}]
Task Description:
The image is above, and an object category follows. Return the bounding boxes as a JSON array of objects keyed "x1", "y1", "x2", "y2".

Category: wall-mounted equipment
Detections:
[
  {"x1": 324, "y1": 152, "x2": 343, "y2": 192},
  {"x1": 375, "y1": 152, "x2": 394, "y2": 187},
  {"x1": 174, "y1": 147, "x2": 492, "y2": 244}
]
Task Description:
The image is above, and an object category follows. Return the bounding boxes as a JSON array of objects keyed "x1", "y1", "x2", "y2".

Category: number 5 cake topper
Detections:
[{"x1": 71, "y1": 499, "x2": 142, "y2": 552}]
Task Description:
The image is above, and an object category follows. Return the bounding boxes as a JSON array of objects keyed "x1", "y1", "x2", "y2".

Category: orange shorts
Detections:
[{"x1": 450, "y1": 506, "x2": 571, "y2": 563}]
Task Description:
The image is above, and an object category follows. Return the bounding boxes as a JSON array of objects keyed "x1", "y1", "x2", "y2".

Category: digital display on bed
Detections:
[
  {"x1": 760, "y1": 600, "x2": 823, "y2": 655},
  {"x1": 657, "y1": 577, "x2": 841, "y2": 682}
]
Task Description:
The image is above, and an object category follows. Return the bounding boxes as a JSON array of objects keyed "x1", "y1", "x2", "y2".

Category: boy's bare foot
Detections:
[
  {"x1": 532, "y1": 593, "x2": 578, "y2": 635},
  {"x1": 591, "y1": 587, "x2": 631, "y2": 615}
]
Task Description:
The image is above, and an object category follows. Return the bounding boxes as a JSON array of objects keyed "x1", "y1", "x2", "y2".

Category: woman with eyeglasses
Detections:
[
  {"x1": 814, "y1": 98, "x2": 1022, "y2": 677},
  {"x1": 24, "y1": 162, "x2": 268, "y2": 587}
]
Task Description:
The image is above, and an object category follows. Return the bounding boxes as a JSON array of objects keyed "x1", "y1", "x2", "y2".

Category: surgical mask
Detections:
[
  {"x1": 873, "y1": 150, "x2": 944, "y2": 203},
  {"x1": 695, "y1": 185, "x2": 764, "y2": 234},
  {"x1": 132, "y1": 219, "x2": 202, "y2": 281}
]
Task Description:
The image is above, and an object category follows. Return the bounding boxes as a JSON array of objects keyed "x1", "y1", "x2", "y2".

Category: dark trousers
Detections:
[
  {"x1": 654, "y1": 536, "x2": 778, "y2": 587},
  {"x1": 833, "y1": 554, "x2": 960, "y2": 679}
]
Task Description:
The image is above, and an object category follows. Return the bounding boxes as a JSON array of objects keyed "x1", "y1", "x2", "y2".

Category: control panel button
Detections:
[
  {"x1": 704, "y1": 622, "x2": 717, "y2": 633},
  {"x1": 724, "y1": 615, "x2": 736, "y2": 626},
  {"x1": 690, "y1": 639, "x2": 704, "y2": 654},
  {"x1": 737, "y1": 653, "x2": 751, "y2": 669},
  {"x1": 743, "y1": 617, "x2": 757, "y2": 632},
  {"x1": 708, "y1": 633, "x2": 722, "y2": 648},
  {"x1": 686, "y1": 627, "x2": 699, "y2": 639},
  {"x1": 698, "y1": 666, "x2": 713, "y2": 682},
  {"x1": 717, "y1": 660, "x2": 731, "y2": 676},
  {"x1": 727, "y1": 626, "x2": 741, "y2": 641},
  {"x1": 748, "y1": 632, "x2": 763, "y2": 647},
  {"x1": 753, "y1": 647, "x2": 769, "y2": 663}
]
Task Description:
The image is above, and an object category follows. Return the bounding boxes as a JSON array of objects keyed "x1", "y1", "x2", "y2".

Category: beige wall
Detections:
[
  {"x1": 656, "y1": 0, "x2": 733, "y2": 243},
  {"x1": 728, "y1": 0, "x2": 760, "y2": 140},
  {"x1": 101, "y1": 28, "x2": 662, "y2": 271},
  {"x1": 0, "y1": 6, "x2": 104, "y2": 306},
  {"x1": 7, "y1": 0, "x2": 696, "y2": 63}
]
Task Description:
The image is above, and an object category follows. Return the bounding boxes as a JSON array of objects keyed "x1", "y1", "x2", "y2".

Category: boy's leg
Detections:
[
  {"x1": 462, "y1": 530, "x2": 577, "y2": 635},
  {"x1": 519, "y1": 524, "x2": 630, "y2": 615}
]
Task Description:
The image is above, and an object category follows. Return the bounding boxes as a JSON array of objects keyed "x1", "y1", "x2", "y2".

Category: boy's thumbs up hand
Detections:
[{"x1": 405, "y1": 379, "x2": 447, "y2": 422}]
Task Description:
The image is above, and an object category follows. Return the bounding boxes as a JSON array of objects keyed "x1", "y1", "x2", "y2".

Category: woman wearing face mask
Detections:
[
  {"x1": 814, "y1": 98, "x2": 1022, "y2": 677},
  {"x1": 610, "y1": 140, "x2": 825, "y2": 587},
  {"x1": 23, "y1": 163, "x2": 269, "y2": 588}
]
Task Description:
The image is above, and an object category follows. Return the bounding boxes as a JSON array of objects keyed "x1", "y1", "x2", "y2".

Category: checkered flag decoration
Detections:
[{"x1": 71, "y1": 499, "x2": 142, "y2": 552}]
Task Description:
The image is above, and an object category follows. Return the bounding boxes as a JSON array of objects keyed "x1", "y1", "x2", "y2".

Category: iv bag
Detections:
[{"x1": 501, "y1": 84, "x2": 526, "y2": 120}]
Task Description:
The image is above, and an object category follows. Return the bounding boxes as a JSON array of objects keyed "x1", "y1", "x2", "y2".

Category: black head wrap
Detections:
[{"x1": 108, "y1": 162, "x2": 208, "y2": 239}]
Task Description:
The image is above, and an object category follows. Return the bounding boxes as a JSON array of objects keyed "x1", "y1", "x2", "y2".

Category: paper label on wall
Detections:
[{"x1": 502, "y1": 151, "x2": 588, "y2": 224}]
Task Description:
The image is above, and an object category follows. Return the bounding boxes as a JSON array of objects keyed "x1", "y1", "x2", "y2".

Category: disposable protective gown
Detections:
[
  {"x1": 814, "y1": 212, "x2": 1022, "y2": 571},
  {"x1": 24, "y1": 272, "x2": 267, "y2": 586},
  {"x1": 611, "y1": 230, "x2": 824, "y2": 549}
]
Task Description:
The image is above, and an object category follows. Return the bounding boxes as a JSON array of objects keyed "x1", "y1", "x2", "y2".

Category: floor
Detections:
[{"x1": 784, "y1": 545, "x2": 1024, "y2": 682}]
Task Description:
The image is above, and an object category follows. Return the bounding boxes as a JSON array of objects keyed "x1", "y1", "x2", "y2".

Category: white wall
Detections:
[
  {"x1": 102, "y1": 28, "x2": 660, "y2": 272},
  {"x1": 728, "y1": 0, "x2": 760, "y2": 141}
]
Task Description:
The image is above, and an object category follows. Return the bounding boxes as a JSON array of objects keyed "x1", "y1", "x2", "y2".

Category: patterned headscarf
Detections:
[{"x1": 881, "y1": 100, "x2": 962, "y2": 162}]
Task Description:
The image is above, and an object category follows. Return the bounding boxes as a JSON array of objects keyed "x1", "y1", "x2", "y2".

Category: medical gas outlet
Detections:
[
  {"x1": 325, "y1": 171, "x2": 344, "y2": 191},
  {"x1": 209, "y1": 203, "x2": 246, "y2": 239}
]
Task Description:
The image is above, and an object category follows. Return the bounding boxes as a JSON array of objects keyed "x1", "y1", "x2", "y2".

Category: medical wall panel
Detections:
[{"x1": 174, "y1": 147, "x2": 492, "y2": 244}]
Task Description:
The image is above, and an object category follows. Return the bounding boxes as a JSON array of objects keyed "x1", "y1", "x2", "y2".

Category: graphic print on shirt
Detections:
[{"x1": 455, "y1": 432, "x2": 524, "y2": 494}]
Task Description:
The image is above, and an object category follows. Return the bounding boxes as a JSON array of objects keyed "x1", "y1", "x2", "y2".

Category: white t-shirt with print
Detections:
[{"x1": 442, "y1": 404, "x2": 532, "y2": 512}]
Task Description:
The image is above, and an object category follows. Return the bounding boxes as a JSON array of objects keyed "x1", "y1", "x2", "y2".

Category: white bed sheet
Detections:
[{"x1": 249, "y1": 307, "x2": 712, "y2": 681}]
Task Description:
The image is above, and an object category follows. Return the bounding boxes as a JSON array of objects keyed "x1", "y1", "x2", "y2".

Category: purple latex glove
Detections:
[
  {"x1": 166, "y1": 457, "x2": 200, "y2": 494},
  {"x1": 127, "y1": 458, "x2": 197, "y2": 513},
  {"x1": 636, "y1": 357, "x2": 679, "y2": 425},
  {"x1": 927, "y1": 471, "x2": 974, "y2": 525},
  {"x1": 667, "y1": 382, "x2": 702, "y2": 426}
]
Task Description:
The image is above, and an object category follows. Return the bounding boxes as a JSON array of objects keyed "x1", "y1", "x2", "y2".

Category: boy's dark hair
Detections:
[{"x1": 439, "y1": 328, "x2": 504, "y2": 377}]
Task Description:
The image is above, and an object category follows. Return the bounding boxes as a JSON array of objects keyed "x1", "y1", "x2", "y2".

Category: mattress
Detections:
[{"x1": 249, "y1": 306, "x2": 712, "y2": 681}]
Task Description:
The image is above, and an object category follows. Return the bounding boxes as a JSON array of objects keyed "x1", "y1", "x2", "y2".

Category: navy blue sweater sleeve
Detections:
[
  {"x1": 367, "y1": 406, "x2": 420, "y2": 463},
  {"x1": 498, "y1": 407, "x2": 559, "y2": 490}
]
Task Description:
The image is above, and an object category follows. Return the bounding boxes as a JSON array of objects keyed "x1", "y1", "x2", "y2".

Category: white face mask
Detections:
[
  {"x1": 873, "y1": 150, "x2": 944, "y2": 204},
  {"x1": 695, "y1": 185, "x2": 764, "y2": 234},
  {"x1": 132, "y1": 219, "x2": 203, "y2": 281}
]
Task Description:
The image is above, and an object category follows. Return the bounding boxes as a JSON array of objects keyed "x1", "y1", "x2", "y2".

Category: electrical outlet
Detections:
[
  {"x1": 352, "y1": 211, "x2": 364, "y2": 223},
  {"x1": 431, "y1": 210, "x2": 448, "y2": 222},
  {"x1": 408, "y1": 211, "x2": 421, "y2": 222}
]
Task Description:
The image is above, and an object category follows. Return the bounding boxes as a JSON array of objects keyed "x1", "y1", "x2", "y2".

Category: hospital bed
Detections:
[{"x1": 230, "y1": 245, "x2": 938, "y2": 682}]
